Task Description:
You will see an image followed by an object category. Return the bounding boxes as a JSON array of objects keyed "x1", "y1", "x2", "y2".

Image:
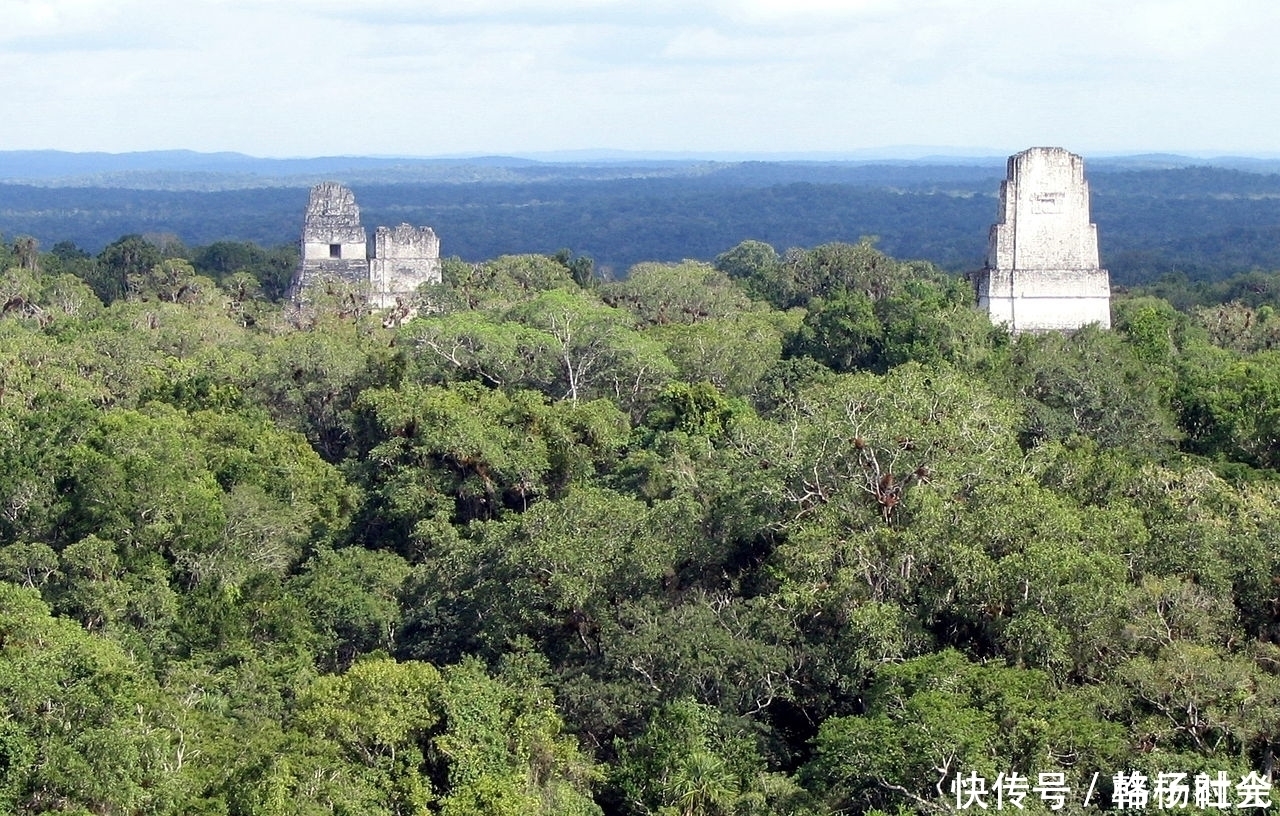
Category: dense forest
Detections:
[
  {"x1": 5, "y1": 156, "x2": 1280, "y2": 283},
  {"x1": 3, "y1": 227, "x2": 1280, "y2": 815}
]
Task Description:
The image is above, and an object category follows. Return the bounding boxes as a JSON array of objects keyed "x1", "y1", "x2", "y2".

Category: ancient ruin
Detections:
[
  {"x1": 974, "y1": 147, "x2": 1111, "y2": 332},
  {"x1": 290, "y1": 182, "x2": 441, "y2": 307}
]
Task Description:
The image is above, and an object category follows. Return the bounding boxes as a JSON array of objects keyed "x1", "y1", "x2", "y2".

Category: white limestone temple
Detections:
[
  {"x1": 289, "y1": 182, "x2": 441, "y2": 308},
  {"x1": 974, "y1": 147, "x2": 1111, "y2": 332}
]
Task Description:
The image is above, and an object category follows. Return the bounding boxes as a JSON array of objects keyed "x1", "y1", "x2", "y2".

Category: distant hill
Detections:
[
  {"x1": 0, "y1": 149, "x2": 552, "y2": 176},
  {"x1": 9, "y1": 149, "x2": 1278, "y2": 190}
]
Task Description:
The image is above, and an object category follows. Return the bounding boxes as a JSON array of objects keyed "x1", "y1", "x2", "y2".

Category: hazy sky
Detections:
[{"x1": 3, "y1": 0, "x2": 1278, "y2": 158}]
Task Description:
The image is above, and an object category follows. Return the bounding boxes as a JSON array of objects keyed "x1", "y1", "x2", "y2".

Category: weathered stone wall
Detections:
[
  {"x1": 292, "y1": 182, "x2": 369, "y2": 299},
  {"x1": 300, "y1": 182, "x2": 366, "y2": 258},
  {"x1": 977, "y1": 268, "x2": 1112, "y2": 332},
  {"x1": 976, "y1": 147, "x2": 1111, "y2": 332},
  {"x1": 988, "y1": 148, "x2": 1100, "y2": 271},
  {"x1": 374, "y1": 223, "x2": 440, "y2": 261},
  {"x1": 369, "y1": 224, "x2": 443, "y2": 308}
]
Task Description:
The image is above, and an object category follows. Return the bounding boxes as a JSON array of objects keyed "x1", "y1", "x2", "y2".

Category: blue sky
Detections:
[{"x1": 3, "y1": 0, "x2": 1278, "y2": 157}]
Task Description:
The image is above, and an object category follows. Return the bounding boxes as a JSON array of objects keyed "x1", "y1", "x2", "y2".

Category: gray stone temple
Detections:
[
  {"x1": 974, "y1": 147, "x2": 1111, "y2": 333},
  {"x1": 290, "y1": 182, "x2": 441, "y2": 308}
]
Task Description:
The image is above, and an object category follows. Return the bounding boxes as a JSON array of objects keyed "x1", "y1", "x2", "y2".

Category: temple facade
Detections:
[
  {"x1": 974, "y1": 147, "x2": 1111, "y2": 332},
  {"x1": 290, "y1": 182, "x2": 441, "y2": 308}
]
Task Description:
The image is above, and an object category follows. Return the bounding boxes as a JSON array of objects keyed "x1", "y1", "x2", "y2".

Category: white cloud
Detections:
[
  {"x1": 0, "y1": 0, "x2": 150, "y2": 50},
  {"x1": 1, "y1": 0, "x2": 1278, "y2": 155},
  {"x1": 0, "y1": 0, "x2": 119, "y2": 33},
  {"x1": 713, "y1": 0, "x2": 904, "y2": 25}
]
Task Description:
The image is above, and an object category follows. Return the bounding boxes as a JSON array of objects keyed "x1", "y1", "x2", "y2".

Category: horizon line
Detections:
[{"x1": 5, "y1": 146, "x2": 1280, "y2": 163}]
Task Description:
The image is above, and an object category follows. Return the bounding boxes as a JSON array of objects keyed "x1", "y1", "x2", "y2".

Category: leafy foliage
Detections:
[{"x1": 1, "y1": 233, "x2": 1280, "y2": 815}]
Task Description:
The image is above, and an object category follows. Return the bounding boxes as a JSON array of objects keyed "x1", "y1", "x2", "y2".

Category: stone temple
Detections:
[
  {"x1": 974, "y1": 147, "x2": 1111, "y2": 332},
  {"x1": 290, "y1": 182, "x2": 441, "y2": 308}
]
